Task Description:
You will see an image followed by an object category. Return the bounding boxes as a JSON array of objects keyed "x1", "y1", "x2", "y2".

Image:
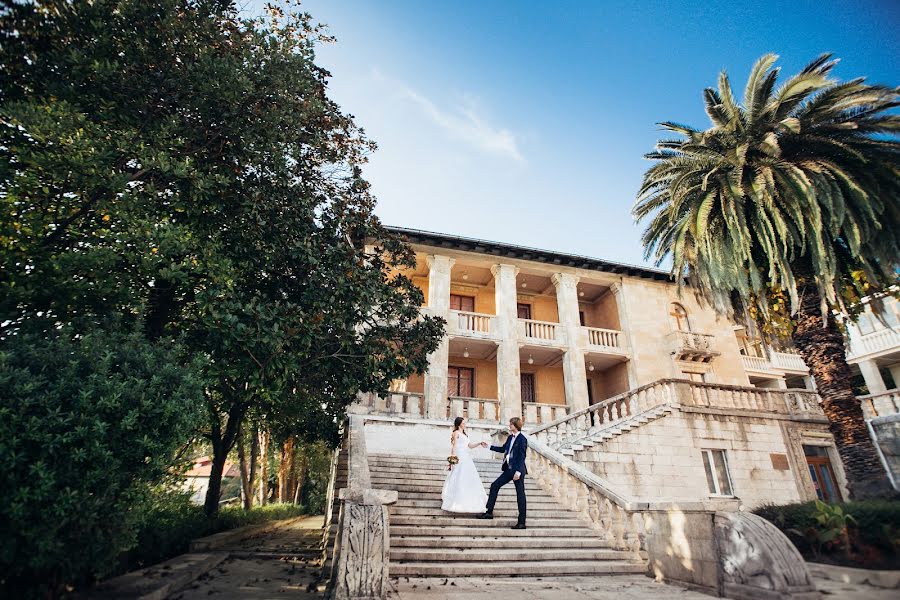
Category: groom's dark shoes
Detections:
[
  {"x1": 476, "y1": 512, "x2": 493, "y2": 519},
  {"x1": 511, "y1": 523, "x2": 526, "y2": 530}
]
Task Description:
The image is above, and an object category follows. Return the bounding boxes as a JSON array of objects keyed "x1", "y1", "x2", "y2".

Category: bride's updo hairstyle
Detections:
[{"x1": 452, "y1": 416, "x2": 464, "y2": 441}]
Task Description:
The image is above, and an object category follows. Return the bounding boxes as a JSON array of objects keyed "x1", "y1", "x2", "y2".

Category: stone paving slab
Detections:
[{"x1": 386, "y1": 576, "x2": 715, "y2": 599}]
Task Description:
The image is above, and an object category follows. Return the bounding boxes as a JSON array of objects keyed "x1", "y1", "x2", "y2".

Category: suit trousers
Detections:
[{"x1": 485, "y1": 469, "x2": 526, "y2": 525}]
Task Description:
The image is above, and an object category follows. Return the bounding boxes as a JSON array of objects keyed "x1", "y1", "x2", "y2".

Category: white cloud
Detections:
[{"x1": 373, "y1": 69, "x2": 524, "y2": 163}]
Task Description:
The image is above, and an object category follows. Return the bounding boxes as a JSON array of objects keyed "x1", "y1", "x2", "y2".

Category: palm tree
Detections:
[{"x1": 634, "y1": 53, "x2": 899, "y2": 499}]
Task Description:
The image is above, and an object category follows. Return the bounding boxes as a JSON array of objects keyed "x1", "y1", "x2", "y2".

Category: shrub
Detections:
[
  {"x1": 755, "y1": 499, "x2": 900, "y2": 568},
  {"x1": 116, "y1": 491, "x2": 306, "y2": 575},
  {"x1": 0, "y1": 330, "x2": 204, "y2": 598}
]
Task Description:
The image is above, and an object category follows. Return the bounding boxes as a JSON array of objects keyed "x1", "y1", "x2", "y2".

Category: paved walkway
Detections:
[{"x1": 168, "y1": 516, "x2": 325, "y2": 600}]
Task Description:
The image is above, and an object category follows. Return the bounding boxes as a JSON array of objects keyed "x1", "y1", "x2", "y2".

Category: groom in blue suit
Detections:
[{"x1": 478, "y1": 416, "x2": 527, "y2": 529}]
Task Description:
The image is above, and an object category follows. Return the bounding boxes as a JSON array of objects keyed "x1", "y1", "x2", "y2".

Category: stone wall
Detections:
[
  {"x1": 870, "y1": 415, "x2": 900, "y2": 490},
  {"x1": 578, "y1": 409, "x2": 811, "y2": 508},
  {"x1": 363, "y1": 417, "x2": 501, "y2": 460}
]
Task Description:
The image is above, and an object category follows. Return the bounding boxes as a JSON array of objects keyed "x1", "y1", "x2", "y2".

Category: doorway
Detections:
[{"x1": 804, "y1": 445, "x2": 842, "y2": 503}]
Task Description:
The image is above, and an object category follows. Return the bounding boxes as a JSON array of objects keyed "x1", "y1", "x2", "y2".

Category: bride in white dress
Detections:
[{"x1": 442, "y1": 417, "x2": 489, "y2": 513}]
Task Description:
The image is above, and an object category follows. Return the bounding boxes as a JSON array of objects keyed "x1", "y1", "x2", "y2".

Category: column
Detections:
[
  {"x1": 611, "y1": 282, "x2": 638, "y2": 389},
  {"x1": 492, "y1": 264, "x2": 522, "y2": 421},
  {"x1": 859, "y1": 359, "x2": 887, "y2": 395},
  {"x1": 773, "y1": 378, "x2": 788, "y2": 390},
  {"x1": 423, "y1": 255, "x2": 454, "y2": 419},
  {"x1": 552, "y1": 273, "x2": 589, "y2": 413}
]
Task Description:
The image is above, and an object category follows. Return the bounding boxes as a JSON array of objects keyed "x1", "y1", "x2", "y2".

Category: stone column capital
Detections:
[
  {"x1": 490, "y1": 263, "x2": 519, "y2": 278},
  {"x1": 610, "y1": 281, "x2": 624, "y2": 296},
  {"x1": 551, "y1": 272, "x2": 580, "y2": 290},
  {"x1": 426, "y1": 254, "x2": 456, "y2": 270}
]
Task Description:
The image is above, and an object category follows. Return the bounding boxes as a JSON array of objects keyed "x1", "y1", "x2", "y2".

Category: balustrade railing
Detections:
[
  {"x1": 356, "y1": 391, "x2": 424, "y2": 418},
  {"x1": 669, "y1": 329, "x2": 715, "y2": 352},
  {"x1": 447, "y1": 396, "x2": 500, "y2": 422},
  {"x1": 770, "y1": 350, "x2": 808, "y2": 372},
  {"x1": 523, "y1": 402, "x2": 569, "y2": 426},
  {"x1": 848, "y1": 326, "x2": 900, "y2": 359},
  {"x1": 860, "y1": 389, "x2": 900, "y2": 420},
  {"x1": 519, "y1": 318, "x2": 561, "y2": 343},
  {"x1": 584, "y1": 326, "x2": 624, "y2": 350},
  {"x1": 528, "y1": 379, "x2": 824, "y2": 449},
  {"x1": 450, "y1": 309, "x2": 493, "y2": 335},
  {"x1": 741, "y1": 354, "x2": 773, "y2": 372}
]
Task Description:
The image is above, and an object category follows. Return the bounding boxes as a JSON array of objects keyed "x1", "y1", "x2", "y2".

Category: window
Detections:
[
  {"x1": 670, "y1": 303, "x2": 690, "y2": 332},
  {"x1": 521, "y1": 373, "x2": 536, "y2": 403},
  {"x1": 701, "y1": 449, "x2": 733, "y2": 496},
  {"x1": 517, "y1": 303, "x2": 532, "y2": 319},
  {"x1": 579, "y1": 310, "x2": 586, "y2": 326},
  {"x1": 804, "y1": 445, "x2": 842, "y2": 502},
  {"x1": 448, "y1": 366, "x2": 474, "y2": 397},
  {"x1": 450, "y1": 294, "x2": 475, "y2": 312},
  {"x1": 684, "y1": 371, "x2": 706, "y2": 383}
]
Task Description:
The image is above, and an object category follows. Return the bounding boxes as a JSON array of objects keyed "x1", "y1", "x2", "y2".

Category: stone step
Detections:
[
  {"x1": 394, "y1": 497, "x2": 559, "y2": 508},
  {"x1": 388, "y1": 490, "x2": 552, "y2": 502},
  {"x1": 389, "y1": 560, "x2": 648, "y2": 577},
  {"x1": 391, "y1": 526, "x2": 600, "y2": 538},
  {"x1": 389, "y1": 506, "x2": 573, "y2": 517},
  {"x1": 390, "y1": 548, "x2": 638, "y2": 562},
  {"x1": 373, "y1": 484, "x2": 549, "y2": 497},
  {"x1": 368, "y1": 465, "x2": 509, "y2": 475},
  {"x1": 390, "y1": 536, "x2": 616, "y2": 549},
  {"x1": 389, "y1": 516, "x2": 582, "y2": 528},
  {"x1": 369, "y1": 474, "x2": 539, "y2": 486}
]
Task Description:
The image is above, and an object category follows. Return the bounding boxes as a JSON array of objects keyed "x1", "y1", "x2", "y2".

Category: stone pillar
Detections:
[
  {"x1": 859, "y1": 359, "x2": 887, "y2": 395},
  {"x1": 804, "y1": 375, "x2": 817, "y2": 391},
  {"x1": 611, "y1": 282, "x2": 638, "y2": 389},
  {"x1": 552, "y1": 273, "x2": 589, "y2": 413},
  {"x1": 889, "y1": 364, "x2": 900, "y2": 391},
  {"x1": 424, "y1": 255, "x2": 454, "y2": 419},
  {"x1": 774, "y1": 377, "x2": 788, "y2": 390},
  {"x1": 492, "y1": 264, "x2": 522, "y2": 421}
]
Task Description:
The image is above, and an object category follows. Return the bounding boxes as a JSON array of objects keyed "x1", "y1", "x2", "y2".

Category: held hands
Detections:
[{"x1": 480, "y1": 441, "x2": 489, "y2": 448}]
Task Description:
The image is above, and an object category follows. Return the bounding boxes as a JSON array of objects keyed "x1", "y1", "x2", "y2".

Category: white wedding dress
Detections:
[{"x1": 441, "y1": 432, "x2": 488, "y2": 513}]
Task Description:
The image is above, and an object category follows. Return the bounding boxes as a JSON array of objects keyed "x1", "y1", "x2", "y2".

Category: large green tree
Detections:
[
  {"x1": 634, "y1": 54, "x2": 899, "y2": 499},
  {"x1": 3, "y1": 0, "x2": 441, "y2": 586}
]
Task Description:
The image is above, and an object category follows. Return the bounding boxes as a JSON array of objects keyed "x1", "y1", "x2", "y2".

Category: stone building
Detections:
[{"x1": 327, "y1": 227, "x2": 897, "y2": 597}]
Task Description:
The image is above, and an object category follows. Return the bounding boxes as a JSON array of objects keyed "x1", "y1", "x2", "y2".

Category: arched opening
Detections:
[{"x1": 670, "y1": 302, "x2": 691, "y2": 332}]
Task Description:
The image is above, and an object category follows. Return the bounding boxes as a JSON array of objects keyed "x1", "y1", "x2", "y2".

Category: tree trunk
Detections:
[
  {"x1": 293, "y1": 450, "x2": 309, "y2": 505},
  {"x1": 278, "y1": 437, "x2": 295, "y2": 503},
  {"x1": 237, "y1": 424, "x2": 253, "y2": 510},
  {"x1": 203, "y1": 398, "x2": 246, "y2": 516},
  {"x1": 248, "y1": 422, "x2": 259, "y2": 507},
  {"x1": 790, "y1": 275, "x2": 893, "y2": 499},
  {"x1": 258, "y1": 429, "x2": 270, "y2": 506}
]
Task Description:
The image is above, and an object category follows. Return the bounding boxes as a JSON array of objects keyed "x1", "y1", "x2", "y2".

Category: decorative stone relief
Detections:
[
  {"x1": 334, "y1": 502, "x2": 389, "y2": 600},
  {"x1": 714, "y1": 511, "x2": 821, "y2": 600}
]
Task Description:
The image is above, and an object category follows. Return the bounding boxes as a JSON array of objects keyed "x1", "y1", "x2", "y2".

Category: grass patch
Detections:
[
  {"x1": 754, "y1": 499, "x2": 900, "y2": 570},
  {"x1": 114, "y1": 492, "x2": 307, "y2": 576}
]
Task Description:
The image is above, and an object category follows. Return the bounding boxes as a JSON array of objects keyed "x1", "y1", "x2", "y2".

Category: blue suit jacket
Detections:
[{"x1": 491, "y1": 433, "x2": 528, "y2": 475}]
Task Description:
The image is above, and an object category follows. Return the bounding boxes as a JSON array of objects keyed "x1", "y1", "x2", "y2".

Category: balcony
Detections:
[
  {"x1": 859, "y1": 390, "x2": 900, "y2": 420},
  {"x1": 518, "y1": 318, "x2": 565, "y2": 347},
  {"x1": 741, "y1": 354, "x2": 773, "y2": 373},
  {"x1": 583, "y1": 326, "x2": 627, "y2": 353},
  {"x1": 770, "y1": 350, "x2": 808, "y2": 373},
  {"x1": 668, "y1": 330, "x2": 719, "y2": 363},
  {"x1": 847, "y1": 326, "x2": 900, "y2": 361},
  {"x1": 447, "y1": 396, "x2": 500, "y2": 422},
  {"x1": 447, "y1": 309, "x2": 497, "y2": 340}
]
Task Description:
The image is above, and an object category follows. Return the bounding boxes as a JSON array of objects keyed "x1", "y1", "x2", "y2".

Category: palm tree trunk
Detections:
[{"x1": 790, "y1": 275, "x2": 892, "y2": 499}]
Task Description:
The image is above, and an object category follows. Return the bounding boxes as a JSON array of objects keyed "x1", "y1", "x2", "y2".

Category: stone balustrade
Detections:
[
  {"x1": 770, "y1": 350, "x2": 808, "y2": 372},
  {"x1": 740, "y1": 354, "x2": 772, "y2": 372},
  {"x1": 522, "y1": 401, "x2": 569, "y2": 426},
  {"x1": 355, "y1": 391, "x2": 425, "y2": 418},
  {"x1": 584, "y1": 326, "x2": 625, "y2": 350},
  {"x1": 860, "y1": 389, "x2": 900, "y2": 420},
  {"x1": 526, "y1": 436, "x2": 821, "y2": 600},
  {"x1": 668, "y1": 329, "x2": 719, "y2": 362},
  {"x1": 518, "y1": 318, "x2": 564, "y2": 345},
  {"x1": 447, "y1": 395, "x2": 500, "y2": 422},
  {"x1": 528, "y1": 379, "x2": 824, "y2": 449},
  {"x1": 449, "y1": 309, "x2": 495, "y2": 336},
  {"x1": 848, "y1": 326, "x2": 900, "y2": 360}
]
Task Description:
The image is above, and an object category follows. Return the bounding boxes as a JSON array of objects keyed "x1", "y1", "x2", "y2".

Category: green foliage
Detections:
[
  {"x1": 756, "y1": 499, "x2": 900, "y2": 568},
  {"x1": 117, "y1": 490, "x2": 306, "y2": 576},
  {"x1": 633, "y1": 53, "x2": 900, "y2": 326},
  {"x1": 0, "y1": 330, "x2": 204, "y2": 597}
]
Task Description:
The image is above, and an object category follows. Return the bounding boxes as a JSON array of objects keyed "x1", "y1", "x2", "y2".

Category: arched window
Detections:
[{"x1": 670, "y1": 303, "x2": 691, "y2": 332}]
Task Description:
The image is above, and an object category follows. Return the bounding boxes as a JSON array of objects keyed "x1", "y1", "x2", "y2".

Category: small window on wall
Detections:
[
  {"x1": 670, "y1": 303, "x2": 690, "y2": 332},
  {"x1": 701, "y1": 449, "x2": 734, "y2": 496}
]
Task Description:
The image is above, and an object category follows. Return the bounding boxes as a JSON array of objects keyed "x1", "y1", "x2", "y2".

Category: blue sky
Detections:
[{"x1": 249, "y1": 1, "x2": 898, "y2": 266}]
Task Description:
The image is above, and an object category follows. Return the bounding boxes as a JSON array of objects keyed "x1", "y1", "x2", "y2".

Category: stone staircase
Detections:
[
  {"x1": 557, "y1": 404, "x2": 675, "y2": 457},
  {"x1": 368, "y1": 453, "x2": 647, "y2": 577}
]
